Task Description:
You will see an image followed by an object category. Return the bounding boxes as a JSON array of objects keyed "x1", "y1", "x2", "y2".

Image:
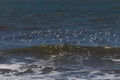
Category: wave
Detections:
[
  {"x1": 0, "y1": 44, "x2": 120, "y2": 79},
  {"x1": 2, "y1": 44, "x2": 120, "y2": 58}
]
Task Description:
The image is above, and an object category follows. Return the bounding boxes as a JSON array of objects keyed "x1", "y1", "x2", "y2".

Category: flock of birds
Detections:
[{"x1": 0, "y1": 28, "x2": 119, "y2": 46}]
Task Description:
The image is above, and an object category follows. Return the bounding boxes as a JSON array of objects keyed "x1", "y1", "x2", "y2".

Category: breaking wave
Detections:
[{"x1": 0, "y1": 44, "x2": 120, "y2": 79}]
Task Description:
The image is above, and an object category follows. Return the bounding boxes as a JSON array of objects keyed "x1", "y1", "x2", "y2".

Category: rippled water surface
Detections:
[{"x1": 0, "y1": 0, "x2": 120, "y2": 80}]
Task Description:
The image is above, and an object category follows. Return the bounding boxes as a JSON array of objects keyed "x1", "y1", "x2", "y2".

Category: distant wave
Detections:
[{"x1": 3, "y1": 44, "x2": 120, "y2": 59}]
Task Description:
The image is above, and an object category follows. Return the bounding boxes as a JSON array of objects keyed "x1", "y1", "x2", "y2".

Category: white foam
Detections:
[
  {"x1": 0, "y1": 62, "x2": 25, "y2": 70},
  {"x1": 90, "y1": 70, "x2": 101, "y2": 75},
  {"x1": 111, "y1": 59, "x2": 120, "y2": 62},
  {"x1": 104, "y1": 46, "x2": 111, "y2": 49},
  {"x1": 0, "y1": 70, "x2": 62, "y2": 80},
  {"x1": 0, "y1": 70, "x2": 119, "y2": 80},
  {"x1": 0, "y1": 75, "x2": 55, "y2": 80},
  {"x1": 67, "y1": 77, "x2": 86, "y2": 80},
  {"x1": 92, "y1": 73, "x2": 120, "y2": 80}
]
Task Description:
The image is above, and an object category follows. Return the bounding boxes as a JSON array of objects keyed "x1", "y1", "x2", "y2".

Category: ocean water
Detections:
[{"x1": 0, "y1": 0, "x2": 120, "y2": 80}]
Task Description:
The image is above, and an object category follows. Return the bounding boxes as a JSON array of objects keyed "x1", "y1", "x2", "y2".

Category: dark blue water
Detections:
[
  {"x1": 0, "y1": 0, "x2": 120, "y2": 80},
  {"x1": 0, "y1": 0, "x2": 120, "y2": 50}
]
